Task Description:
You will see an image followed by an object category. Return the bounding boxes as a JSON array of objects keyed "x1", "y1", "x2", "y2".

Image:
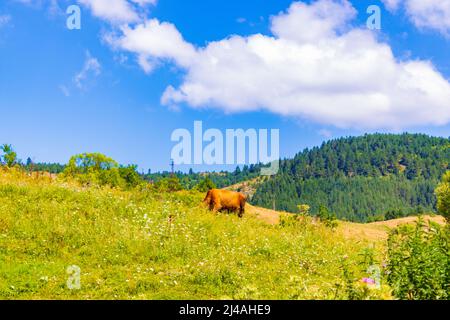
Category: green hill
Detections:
[
  {"x1": 251, "y1": 133, "x2": 449, "y2": 222},
  {"x1": 0, "y1": 168, "x2": 394, "y2": 299}
]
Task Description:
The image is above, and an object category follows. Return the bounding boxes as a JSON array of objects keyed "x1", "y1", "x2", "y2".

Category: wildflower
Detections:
[{"x1": 361, "y1": 277, "x2": 376, "y2": 285}]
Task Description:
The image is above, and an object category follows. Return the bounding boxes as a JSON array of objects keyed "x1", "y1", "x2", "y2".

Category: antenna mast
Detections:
[{"x1": 170, "y1": 159, "x2": 175, "y2": 176}]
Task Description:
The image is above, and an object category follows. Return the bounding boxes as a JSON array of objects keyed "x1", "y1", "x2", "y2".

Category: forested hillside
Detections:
[{"x1": 252, "y1": 134, "x2": 449, "y2": 222}]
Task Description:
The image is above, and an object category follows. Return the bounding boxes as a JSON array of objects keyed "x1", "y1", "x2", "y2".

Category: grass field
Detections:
[{"x1": 1, "y1": 167, "x2": 439, "y2": 300}]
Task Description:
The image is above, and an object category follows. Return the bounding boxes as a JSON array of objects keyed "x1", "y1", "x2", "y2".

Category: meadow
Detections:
[{"x1": 0, "y1": 168, "x2": 394, "y2": 300}]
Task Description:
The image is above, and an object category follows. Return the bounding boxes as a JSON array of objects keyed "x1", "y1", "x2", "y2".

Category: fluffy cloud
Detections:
[
  {"x1": 271, "y1": 0, "x2": 356, "y2": 43},
  {"x1": 78, "y1": 0, "x2": 156, "y2": 24},
  {"x1": 111, "y1": 0, "x2": 450, "y2": 129},
  {"x1": 109, "y1": 19, "x2": 197, "y2": 72},
  {"x1": 78, "y1": 0, "x2": 139, "y2": 23},
  {"x1": 382, "y1": 0, "x2": 450, "y2": 36}
]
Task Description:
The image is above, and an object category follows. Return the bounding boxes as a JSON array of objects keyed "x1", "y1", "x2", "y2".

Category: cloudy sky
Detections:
[{"x1": 0, "y1": 0, "x2": 449, "y2": 171}]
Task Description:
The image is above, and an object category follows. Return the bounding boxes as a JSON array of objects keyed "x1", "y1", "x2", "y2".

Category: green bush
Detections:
[
  {"x1": 62, "y1": 153, "x2": 144, "y2": 189},
  {"x1": 318, "y1": 205, "x2": 338, "y2": 228},
  {"x1": 436, "y1": 171, "x2": 450, "y2": 222},
  {"x1": 0, "y1": 144, "x2": 18, "y2": 167},
  {"x1": 195, "y1": 177, "x2": 216, "y2": 192},
  {"x1": 154, "y1": 176, "x2": 183, "y2": 192},
  {"x1": 387, "y1": 218, "x2": 449, "y2": 300}
]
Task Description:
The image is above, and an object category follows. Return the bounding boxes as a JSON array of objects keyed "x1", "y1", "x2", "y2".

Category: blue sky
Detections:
[{"x1": 0, "y1": 0, "x2": 449, "y2": 172}]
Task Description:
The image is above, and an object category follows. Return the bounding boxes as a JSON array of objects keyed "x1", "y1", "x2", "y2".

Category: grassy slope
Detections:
[
  {"x1": 247, "y1": 204, "x2": 445, "y2": 241},
  {"x1": 0, "y1": 169, "x2": 403, "y2": 299}
]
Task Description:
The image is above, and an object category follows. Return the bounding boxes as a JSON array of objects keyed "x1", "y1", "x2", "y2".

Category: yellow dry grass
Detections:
[{"x1": 247, "y1": 203, "x2": 446, "y2": 242}]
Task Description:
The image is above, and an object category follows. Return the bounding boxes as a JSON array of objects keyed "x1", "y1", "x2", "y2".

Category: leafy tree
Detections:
[
  {"x1": 155, "y1": 176, "x2": 183, "y2": 192},
  {"x1": 62, "y1": 153, "x2": 143, "y2": 189},
  {"x1": 119, "y1": 165, "x2": 143, "y2": 188},
  {"x1": 297, "y1": 204, "x2": 311, "y2": 216},
  {"x1": 387, "y1": 219, "x2": 449, "y2": 300},
  {"x1": 1, "y1": 144, "x2": 17, "y2": 167},
  {"x1": 435, "y1": 171, "x2": 450, "y2": 222},
  {"x1": 65, "y1": 153, "x2": 118, "y2": 176},
  {"x1": 195, "y1": 177, "x2": 216, "y2": 192},
  {"x1": 318, "y1": 205, "x2": 338, "y2": 228}
]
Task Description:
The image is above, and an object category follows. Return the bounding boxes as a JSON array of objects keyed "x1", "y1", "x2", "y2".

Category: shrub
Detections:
[
  {"x1": 336, "y1": 248, "x2": 391, "y2": 300},
  {"x1": 195, "y1": 177, "x2": 216, "y2": 192},
  {"x1": 297, "y1": 204, "x2": 311, "y2": 216},
  {"x1": 387, "y1": 218, "x2": 449, "y2": 300},
  {"x1": 154, "y1": 176, "x2": 183, "y2": 192},
  {"x1": 0, "y1": 144, "x2": 18, "y2": 167},
  {"x1": 435, "y1": 171, "x2": 450, "y2": 222},
  {"x1": 119, "y1": 165, "x2": 144, "y2": 189},
  {"x1": 62, "y1": 153, "x2": 143, "y2": 189},
  {"x1": 318, "y1": 205, "x2": 338, "y2": 228}
]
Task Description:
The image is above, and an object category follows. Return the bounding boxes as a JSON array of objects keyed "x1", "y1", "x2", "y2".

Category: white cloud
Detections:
[
  {"x1": 55, "y1": 0, "x2": 450, "y2": 130},
  {"x1": 382, "y1": 0, "x2": 450, "y2": 36},
  {"x1": 78, "y1": 0, "x2": 139, "y2": 24},
  {"x1": 107, "y1": 19, "x2": 197, "y2": 72},
  {"x1": 74, "y1": 52, "x2": 101, "y2": 89},
  {"x1": 382, "y1": 0, "x2": 401, "y2": 11},
  {"x1": 271, "y1": 0, "x2": 356, "y2": 43},
  {"x1": 0, "y1": 14, "x2": 11, "y2": 28},
  {"x1": 77, "y1": 0, "x2": 157, "y2": 24},
  {"x1": 108, "y1": 0, "x2": 450, "y2": 129}
]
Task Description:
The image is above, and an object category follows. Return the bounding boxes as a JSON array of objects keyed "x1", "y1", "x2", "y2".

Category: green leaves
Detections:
[
  {"x1": 62, "y1": 153, "x2": 143, "y2": 190},
  {"x1": 154, "y1": 176, "x2": 183, "y2": 192},
  {"x1": 387, "y1": 218, "x2": 449, "y2": 300},
  {"x1": 318, "y1": 205, "x2": 338, "y2": 228},
  {"x1": 0, "y1": 144, "x2": 18, "y2": 167},
  {"x1": 436, "y1": 171, "x2": 450, "y2": 222},
  {"x1": 194, "y1": 177, "x2": 216, "y2": 192},
  {"x1": 65, "y1": 153, "x2": 118, "y2": 175}
]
